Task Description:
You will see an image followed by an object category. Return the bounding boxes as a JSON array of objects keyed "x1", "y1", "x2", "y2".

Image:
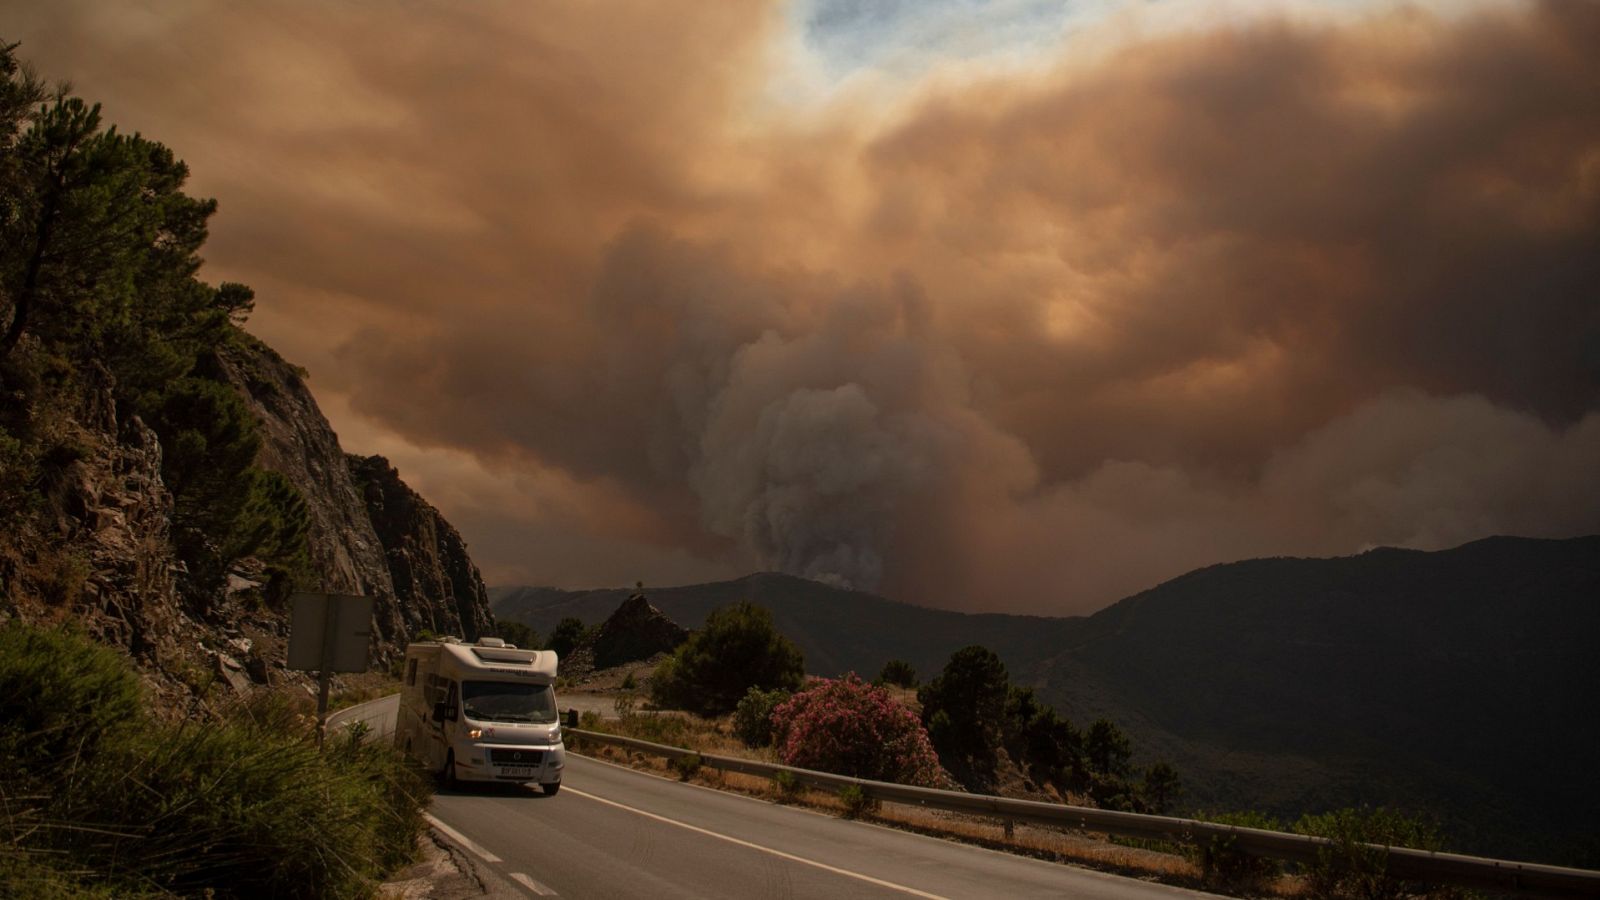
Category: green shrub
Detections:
[
  {"x1": 838, "y1": 784, "x2": 877, "y2": 819},
  {"x1": 0, "y1": 622, "x2": 430, "y2": 898},
  {"x1": 1189, "y1": 810, "x2": 1284, "y2": 891},
  {"x1": 772, "y1": 769, "x2": 801, "y2": 800},
  {"x1": 1294, "y1": 806, "x2": 1456, "y2": 900},
  {"x1": 650, "y1": 602, "x2": 803, "y2": 716},
  {"x1": 56, "y1": 694, "x2": 427, "y2": 898},
  {"x1": 614, "y1": 692, "x2": 639, "y2": 719},
  {"x1": 34, "y1": 549, "x2": 90, "y2": 607},
  {"x1": 0, "y1": 853, "x2": 151, "y2": 899},
  {"x1": 0, "y1": 622, "x2": 142, "y2": 781},
  {"x1": 0, "y1": 426, "x2": 40, "y2": 518},
  {"x1": 770, "y1": 674, "x2": 942, "y2": 786},
  {"x1": 668, "y1": 753, "x2": 701, "y2": 781},
  {"x1": 733, "y1": 685, "x2": 791, "y2": 748}
]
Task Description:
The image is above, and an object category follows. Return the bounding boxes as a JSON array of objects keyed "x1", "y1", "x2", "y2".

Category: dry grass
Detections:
[{"x1": 568, "y1": 714, "x2": 1311, "y2": 898}]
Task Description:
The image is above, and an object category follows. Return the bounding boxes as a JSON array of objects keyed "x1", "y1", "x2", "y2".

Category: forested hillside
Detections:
[{"x1": 1033, "y1": 535, "x2": 1600, "y2": 866}]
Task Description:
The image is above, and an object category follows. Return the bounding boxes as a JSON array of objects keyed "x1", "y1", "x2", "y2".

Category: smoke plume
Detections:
[{"x1": 7, "y1": 0, "x2": 1597, "y2": 612}]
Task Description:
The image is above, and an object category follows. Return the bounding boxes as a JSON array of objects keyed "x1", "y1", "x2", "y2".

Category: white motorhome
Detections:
[{"x1": 396, "y1": 637, "x2": 565, "y2": 793}]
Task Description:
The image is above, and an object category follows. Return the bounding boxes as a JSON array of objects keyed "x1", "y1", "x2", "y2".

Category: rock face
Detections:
[
  {"x1": 77, "y1": 414, "x2": 179, "y2": 658},
  {"x1": 214, "y1": 340, "x2": 494, "y2": 661},
  {"x1": 2, "y1": 357, "x2": 243, "y2": 712},
  {"x1": 5, "y1": 361, "x2": 183, "y2": 661},
  {"x1": 590, "y1": 591, "x2": 688, "y2": 669},
  {"x1": 347, "y1": 454, "x2": 493, "y2": 644},
  {"x1": 0, "y1": 334, "x2": 496, "y2": 701},
  {"x1": 215, "y1": 340, "x2": 396, "y2": 601}
]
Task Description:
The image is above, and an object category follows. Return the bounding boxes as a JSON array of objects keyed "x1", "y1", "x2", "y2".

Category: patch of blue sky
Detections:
[
  {"x1": 793, "y1": 0, "x2": 1118, "y2": 82},
  {"x1": 758, "y1": 0, "x2": 1515, "y2": 116},
  {"x1": 784, "y1": 0, "x2": 1513, "y2": 87}
]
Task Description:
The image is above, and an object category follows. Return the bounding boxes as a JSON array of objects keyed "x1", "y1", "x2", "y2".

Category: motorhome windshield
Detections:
[{"x1": 461, "y1": 681, "x2": 556, "y2": 724}]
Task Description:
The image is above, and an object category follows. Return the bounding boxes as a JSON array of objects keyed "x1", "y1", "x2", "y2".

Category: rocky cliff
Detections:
[
  {"x1": 1, "y1": 334, "x2": 496, "y2": 702},
  {"x1": 0, "y1": 360, "x2": 183, "y2": 666},
  {"x1": 347, "y1": 453, "x2": 493, "y2": 644},
  {"x1": 213, "y1": 338, "x2": 495, "y2": 661}
]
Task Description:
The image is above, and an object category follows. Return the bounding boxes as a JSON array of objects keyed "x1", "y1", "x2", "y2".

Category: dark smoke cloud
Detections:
[{"x1": 6, "y1": 0, "x2": 1597, "y2": 613}]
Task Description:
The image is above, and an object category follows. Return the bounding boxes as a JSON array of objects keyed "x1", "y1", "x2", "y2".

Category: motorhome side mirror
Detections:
[
  {"x1": 565, "y1": 708, "x2": 578, "y2": 728},
  {"x1": 432, "y1": 702, "x2": 449, "y2": 723}
]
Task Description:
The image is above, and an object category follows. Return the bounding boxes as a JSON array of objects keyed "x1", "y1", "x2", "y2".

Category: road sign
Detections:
[
  {"x1": 287, "y1": 592, "x2": 372, "y2": 672},
  {"x1": 287, "y1": 592, "x2": 373, "y2": 749}
]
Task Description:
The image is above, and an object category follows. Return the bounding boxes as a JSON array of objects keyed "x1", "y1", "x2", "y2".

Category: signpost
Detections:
[{"x1": 287, "y1": 592, "x2": 373, "y2": 748}]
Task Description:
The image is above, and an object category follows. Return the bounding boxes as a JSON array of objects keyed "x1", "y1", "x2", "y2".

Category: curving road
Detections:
[{"x1": 428, "y1": 753, "x2": 1222, "y2": 899}]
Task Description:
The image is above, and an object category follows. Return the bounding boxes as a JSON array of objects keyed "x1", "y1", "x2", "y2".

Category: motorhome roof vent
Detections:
[
  {"x1": 471, "y1": 646, "x2": 539, "y2": 664},
  {"x1": 477, "y1": 637, "x2": 506, "y2": 648}
]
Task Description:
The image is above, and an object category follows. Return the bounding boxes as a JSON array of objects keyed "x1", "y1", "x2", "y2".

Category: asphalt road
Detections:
[{"x1": 428, "y1": 754, "x2": 1222, "y2": 899}]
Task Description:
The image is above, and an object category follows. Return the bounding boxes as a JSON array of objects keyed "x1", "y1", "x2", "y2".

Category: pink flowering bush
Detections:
[{"x1": 769, "y1": 673, "x2": 943, "y2": 787}]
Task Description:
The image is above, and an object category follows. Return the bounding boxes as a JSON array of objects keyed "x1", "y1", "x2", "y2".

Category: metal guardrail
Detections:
[{"x1": 566, "y1": 727, "x2": 1600, "y2": 897}]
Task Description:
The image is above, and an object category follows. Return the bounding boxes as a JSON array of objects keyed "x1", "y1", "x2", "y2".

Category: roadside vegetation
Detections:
[
  {"x1": 0, "y1": 621, "x2": 429, "y2": 898},
  {"x1": 573, "y1": 704, "x2": 1473, "y2": 899},
  {"x1": 573, "y1": 598, "x2": 1477, "y2": 899},
  {"x1": 769, "y1": 673, "x2": 943, "y2": 786},
  {"x1": 649, "y1": 601, "x2": 803, "y2": 715}
]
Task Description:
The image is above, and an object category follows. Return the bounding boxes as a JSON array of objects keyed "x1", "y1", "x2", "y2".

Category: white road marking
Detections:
[
  {"x1": 510, "y1": 872, "x2": 558, "y2": 896},
  {"x1": 424, "y1": 812, "x2": 502, "y2": 863},
  {"x1": 564, "y1": 785, "x2": 951, "y2": 900}
]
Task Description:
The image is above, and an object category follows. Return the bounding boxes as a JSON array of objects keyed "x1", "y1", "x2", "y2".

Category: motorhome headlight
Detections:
[
  {"x1": 467, "y1": 727, "x2": 483, "y2": 739},
  {"x1": 551, "y1": 725, "x2": 561, "y2": 743}
]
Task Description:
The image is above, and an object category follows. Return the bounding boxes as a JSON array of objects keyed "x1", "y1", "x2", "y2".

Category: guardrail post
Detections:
[{"x1": 1004, "y1": 818, "x2": 1015, "y2": 840}]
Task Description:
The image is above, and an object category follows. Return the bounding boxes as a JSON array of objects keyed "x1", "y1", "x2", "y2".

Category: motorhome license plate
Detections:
[{"x1": 500, "y1": 766, "x2": 535, "y2": 777}]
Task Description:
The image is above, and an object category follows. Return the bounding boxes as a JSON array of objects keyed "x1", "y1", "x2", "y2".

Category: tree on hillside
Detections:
[
  {"x1": 225, "y1": 469, "x2": 310, "y2": 605},
  {"x1": 546, "y1": 617, "x2": 588, "y2": 658},
  {"x1": 918, "y1": 645, "x2": 1010, "y2": 790},
  {"x1": 1084, "y1": 718, "x2": 1139, "y2": 809},
  {"x1": 1085, "y1": 718, "x2": 1133, "y2": 780},
  {"x1": 1, "y1": 90, "x2": 228, "y2": 378},
  {"x1": 649, "y1": 602, "x2": 803, "y2": 716},
  {"x1": 1142, "y1": 762, "x2": 1182, "y2": 815},
  {"x1": 495, "y1": 620, "x2": 539, "y2": 650},
  {"x1": 148, "y1": 376, "x2": 308, "y2": 605},
  {"x1": 0, "y1": 44, "x2": 44, "y2": 335},
  {"x1": 0, "y1": 42, "x2": 309, "y2": 613},
  {"x1": 877, "y1": 659, "x2": 916, "y2": 688},
  {"x1": 1004, "y1": 685, "x2": 1086, "y2": 790}
]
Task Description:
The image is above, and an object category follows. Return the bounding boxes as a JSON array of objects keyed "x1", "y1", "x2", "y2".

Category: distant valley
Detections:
[{"x1": 493, "y1": 535, "x2": 1600, "y2": 866}]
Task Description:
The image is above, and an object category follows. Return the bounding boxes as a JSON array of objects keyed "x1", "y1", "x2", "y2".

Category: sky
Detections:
[{"x1": 4, "y1": 0, "x2": 1597, "y2": 616}]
